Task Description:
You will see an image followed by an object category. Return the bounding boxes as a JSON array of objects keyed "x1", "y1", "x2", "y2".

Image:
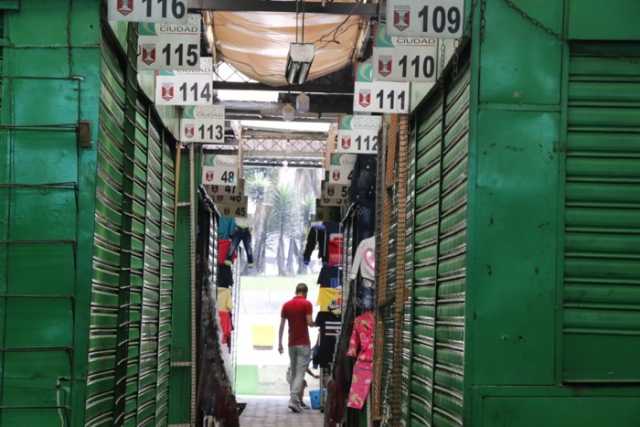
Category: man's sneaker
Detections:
[
  {"x1": 288, "y1": 402, "x2": 302, "y2": 413},
  {"x1": 248, "y1": 262, "x2": 255, "y2": 268},
  {"x1": 300, "y1": 401, "x2": 309, "y2": 409}
]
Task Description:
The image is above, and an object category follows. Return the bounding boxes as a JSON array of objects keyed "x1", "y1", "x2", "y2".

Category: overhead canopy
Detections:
[{"x1": 205, "y1": 2, "x2": 365, "y2": 87}]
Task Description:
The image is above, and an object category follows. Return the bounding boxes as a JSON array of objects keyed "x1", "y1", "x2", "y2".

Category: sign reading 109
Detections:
[{"x1": 386, "y1": 0, "x2": 464, "y2": 38}]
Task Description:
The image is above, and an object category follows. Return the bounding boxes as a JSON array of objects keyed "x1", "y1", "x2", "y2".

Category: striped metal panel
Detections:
[
  {"x1": 86, "y1": 28, "x2": 176, "y2": 427},
  {"x1": 85, "y1": 40, "x2": 127, "y2": 427},
  {"x1": 410, "y1": 91, "x2": 443, "y2": 427},
  {"x1": 563, "y1": 44, "x2": 640, "y2": 382},
  {"x1": 157, "y1": 133, "x2": 176, "y2": 424},
  {"x1": 432, "y1": 69, "x2": 469, "y2": 427},
  {"x1": 410, "y1": 66, "x2": 470, "y2": 427}
]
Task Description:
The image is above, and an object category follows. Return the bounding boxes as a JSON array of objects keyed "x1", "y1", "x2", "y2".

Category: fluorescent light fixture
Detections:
[
  {"x1": 217, "y1": 90, "x2": 279, "y2": 102},
  {"x1": 241, "y1": 120, "x2": 331, "y2": 133},
  {"x1": 285, "y1": 43, "x2": 315, "y2": 85}
]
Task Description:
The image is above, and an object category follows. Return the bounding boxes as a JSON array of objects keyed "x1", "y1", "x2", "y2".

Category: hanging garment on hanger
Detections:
[
  {"x1": 217, "y1": 239, "x2": 237, "y2": 265},
  {"x1": 217, "y1": 287, "x2": 233, "y2": 312},
  {"x1": 346, "y1": 311, "x2": 375, "y2": 410},
  {"x1": 317, "y1": 287, "x2": 342, "y2": 314},
  {"x1": 318, "y1": 265, "x2": 342, "y2": 288},
  {"x1": 216, "y1": 263, "x2": 234, "y2": 288},
  {"x1": 303, "y1": 221, "x2": 343, "y2": 266},
  {"x1": 218, "y1": 215, "x2": 237, "y2": 240},
  {"x1": 350, "y1": 236, "x2": 375, "y2": 282},
  {"x1": 225, "y1": 226, "x2": 254, "y2": 265},
  {"x1": 315, "y1": 311, "x2": 342, "y2": 368}
]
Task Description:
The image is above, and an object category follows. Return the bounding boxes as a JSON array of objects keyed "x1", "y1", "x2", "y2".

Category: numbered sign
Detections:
[
  {"x1": 208, "y1": 181, "x2": 243, "y2": 196},
  {"x1": 202, "y1": 154, "x2": 238, "y2": 186},
  {"x1": 319, "y1": 196, "x2": 346, "y2": 207},
  {"x1": 353, "y1": 63, "x2": 410, "y2": 113},
  {"x1": 138, "y1": 14, "x2": 200, "y2": 70},
  {"x1": 353, "y1": 81, "x2": 410, "y2": 113},
  {"x1": 373, "y1": 45, "x2": 438, "y2": 82},
  {"x1": 155, "y1": 74, "x2": 213, "y2": 106},
  {"x1": 108, "y1": 0, "x2": 188, "y2": 23},
  {"x1": 214, "y1": 195, "x2": 248, "y2": 218},
  {"x1": 180, "y1": 105, "x2": 225, "y2": 143},
  {"x1": 322, "y1": 182, "x2": 350, "y2": 199},
  {"x1": 336, "y1": 115, "x2": 381, "y2": 154},
  {"x1": 336, "y1": 131, "x2": 380, "y2": 154},
  {"x1": 386, "y1": 0, "x2": 464, "y2": 38},
  {"x1": 327, "y1": 153, "x2": 357, "y2": 185}
]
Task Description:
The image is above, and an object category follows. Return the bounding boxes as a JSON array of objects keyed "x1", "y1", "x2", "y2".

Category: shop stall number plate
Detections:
[
  {"x1": 155, "y1": 74, "x2": 213, "y2": 106},
  {"x1": 386, "y1": 0, "x2": 464, "y2": 38},
  {"x1": 109, "y1": 0, "x2": 188, "y2": 23},
  {"x1": 353, "y1": 81, "x2": 410, "y2": 114}
]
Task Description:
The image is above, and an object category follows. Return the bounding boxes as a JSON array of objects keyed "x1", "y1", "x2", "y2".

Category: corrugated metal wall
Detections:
[
  {"x1": 409, "y1": 64, "x2": 470, "y2": 427},
  {"x1": 563, "y1": 42, "x2": 640, "y2": 383},
  {"x1": 86, "y1": 23, "x2": 177, "y2": 427}
]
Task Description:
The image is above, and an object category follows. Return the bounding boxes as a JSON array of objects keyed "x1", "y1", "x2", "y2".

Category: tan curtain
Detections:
[{"x1": 206, "y1": 3, "x2": 364, "y2": 86}]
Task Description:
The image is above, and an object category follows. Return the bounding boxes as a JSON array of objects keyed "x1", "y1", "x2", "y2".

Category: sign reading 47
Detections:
[{"x1": 109, "y1": 0, "x2": 188, "y2": 22}]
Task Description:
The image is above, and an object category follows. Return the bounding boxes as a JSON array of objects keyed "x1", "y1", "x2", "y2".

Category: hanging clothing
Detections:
[
  {"x1": 317, "y1": 287, "x2": 342, "y2": 314},
  {"x1": 217, "y1": 287, "x2": 233, "y2": 312},
  {"x1": 315, "y1": 312, "x2": 341, "y2": 368},
  {"x1": 218, "y1": 216, "x2": 237, "y2": 240},
  {"x1": 218, "y1": 310, "x2": 233, "y2": 351},
  {"x1": 217, "y1": 239, "x2": 237, "y2": 265},
  {"x1": 217, "y1": 263, "x2": 234, "y2": 288},
  {"x1": 350, "y1": 236, "x2": 375, "y2": 281},
  {"x1": 349, "y1": 154, "x2": 376, "y2": 207},
  {"x1": 303, "y1": 221, "x2": 343, "y2": 266},
  {"x1": 346, "y1": 311, "x2": 375, "y2": 410},
  {"x1": 318, "y1": 265, "x2": 342, "y2": 288},
  {"x1": 225, "y1": 227, "x2": 254, "y2": 264}
]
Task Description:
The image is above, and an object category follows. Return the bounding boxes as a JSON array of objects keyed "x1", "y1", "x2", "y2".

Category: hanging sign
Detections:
[
  {"x1": 155, "y1": 73, "x2": 213, "y2": 106},
  {"x1": 208, "y1": 179, "x2": 243, "y2": 196},
  {"x1": 319, "y1": 196, "x2": 346, "y2": 207},
  {"x1": 386, "y1": 0, "x2": 464, "y2": 38},
  {"x1": 180, "y1": 105, "x2": 225, "y2": 143},
  {"x1": 327, "y1": 153, "x2": 357, "y2": 185},
  {"x1": 322, "y1": 182, "x2": 350, "y2": 200},
  {"x1": 108, "y1": 0, "x2": 188, "y2": 23},
  {"x1": 372, "y1": 24, "x2": 439, "y2": 82},
  {"x1": 336, "y1": 115, "x2": 381, "y2": 154},
  {"x1": 211, "y1": 194, "x2": 248, "y2": 217},
  {"x1": 137, "y1": 14, "x2": 201, "y2": 70},
  {"x1": 353, "y1": 63, "x2": 410, "y2": 114},
  {"x1": 202, "y1": 154, "x2": 238, "y2": 186}
]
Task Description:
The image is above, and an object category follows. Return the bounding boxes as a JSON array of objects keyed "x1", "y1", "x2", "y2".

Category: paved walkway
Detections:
[{"x1": 238, "y1": 396, "x2": 324, "y2": 427}]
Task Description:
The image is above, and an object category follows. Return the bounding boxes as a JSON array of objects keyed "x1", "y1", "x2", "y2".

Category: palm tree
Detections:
[{"x1": 268, "y1": 183, "x2": 295, "y2": 276}]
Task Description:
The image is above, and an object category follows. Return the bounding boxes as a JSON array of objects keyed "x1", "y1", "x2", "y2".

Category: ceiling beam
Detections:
[
  {"x1": 190, "y1": 0, "x2": 378, "y2": 15},
  {"x1": 213, "y1": 80, "x2": 354, "y2": 95}
]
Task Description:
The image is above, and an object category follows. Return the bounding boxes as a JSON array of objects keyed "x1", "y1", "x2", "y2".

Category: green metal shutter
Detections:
[
  {"x1": 410, "y1": 66, "x2": 470, "y2": 427},
  {"x1": 563, "y1": 42, "x2": 640, "y2": 383},
  {"x1": 84, "y1": 39, "x2": 127, "y2": 427},
  {"x1": 156, "y1": 131, "x2": 175, "y2": 424},
  {"x1": 410, "y1": 91, "x2": 443, "y2": 427}
]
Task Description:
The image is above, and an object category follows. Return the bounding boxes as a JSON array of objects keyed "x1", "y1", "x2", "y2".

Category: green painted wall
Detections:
[
  {"x1": 0, "y1": 1, "x2": 101, "y2": 425},
  {"x1": 403, "y1": 0, "x2": 640, "y2": 426}
]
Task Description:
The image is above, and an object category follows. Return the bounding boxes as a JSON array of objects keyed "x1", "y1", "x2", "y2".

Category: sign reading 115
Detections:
[
  {"x1": 141, "y1": 0, "x2": 186, "y2": 19},
  {"x1": 376, "y1": 89, "x2": 406, "y2": 111}
]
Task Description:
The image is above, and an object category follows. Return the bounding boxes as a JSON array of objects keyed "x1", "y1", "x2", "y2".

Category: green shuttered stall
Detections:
[
  {"x1": 395, "y1": 1, "x2": 640, "y2": 426},
  {"x1": 0, "y1": 2, "x2": 179, "y2": 426}
]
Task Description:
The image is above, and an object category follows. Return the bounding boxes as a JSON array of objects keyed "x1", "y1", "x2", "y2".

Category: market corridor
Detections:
[{"x1": 239, "y1": 396, "x2": 324, "y2": 427}]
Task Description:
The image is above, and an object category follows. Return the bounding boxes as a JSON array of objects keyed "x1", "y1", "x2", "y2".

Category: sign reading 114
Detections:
[{"x1": 387, "y1": 0, "x2": 464, "y2": 38}]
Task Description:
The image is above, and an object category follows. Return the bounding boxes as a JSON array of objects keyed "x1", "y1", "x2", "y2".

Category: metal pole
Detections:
[{"x1": 189, "y1": 143, "x2": 197, "y2": 426}]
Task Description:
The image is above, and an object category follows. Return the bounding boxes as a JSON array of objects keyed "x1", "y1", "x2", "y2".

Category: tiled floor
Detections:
[{"x1": 238, "y1": 396, "x2": 324, "y2": 427}]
